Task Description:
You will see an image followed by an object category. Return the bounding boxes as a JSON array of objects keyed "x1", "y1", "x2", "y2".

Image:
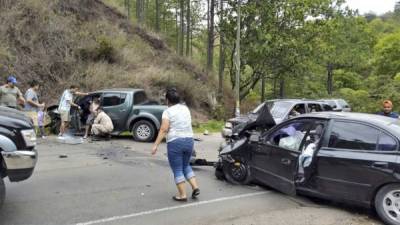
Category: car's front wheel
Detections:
[
  {"x1": 375, "y1": 184, "x2": 400, "y2": 225},
  {"x1": 0, "y1": 177, "x2": 5, "y2": 209},
  {"x1": 222, "y1": 158, "x2": 252, "y2": 185},
  {"x1": 132, "y1": 120, "x2": 156, "y2": 142}
]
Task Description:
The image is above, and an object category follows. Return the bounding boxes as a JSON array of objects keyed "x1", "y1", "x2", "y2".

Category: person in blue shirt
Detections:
[{"x1": 377, "y1": 100, "x2": 399, "y2": 118}]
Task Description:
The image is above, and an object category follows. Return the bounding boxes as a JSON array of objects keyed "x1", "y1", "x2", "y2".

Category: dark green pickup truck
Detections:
[{"x1": 48, "y1": 88, "x2": 167, "y2": 142}]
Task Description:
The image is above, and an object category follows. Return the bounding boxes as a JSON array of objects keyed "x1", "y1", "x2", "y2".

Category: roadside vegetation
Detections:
[
  {"x1": 1, "y1": 0, "x2": 400, "y2": 120},
  {"x1": 104, "y1": 0, "x2": 400, "y2": 114},
  {"x1": 193, "y1": 120, "x2": 224, "y2": 134}
]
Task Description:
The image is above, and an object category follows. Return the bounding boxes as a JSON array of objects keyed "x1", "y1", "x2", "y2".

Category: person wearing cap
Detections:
[
  {"x1": 0, "y1": 76, "x2": 25, "y2": 109},
  {"x1": 377, "y1": 100, "x2": 399, "y2": 118}
]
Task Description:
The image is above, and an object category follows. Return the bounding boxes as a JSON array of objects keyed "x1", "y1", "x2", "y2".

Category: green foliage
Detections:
[
  {"x1": 338, "y1": 88, "x2": 376, "y2": 112},
  {"x1": 192, "y1": 120, "x2": 224, "y2": 134},
  {"x1": 334, "y1": 70, "x2": 362, "y2": 90},
  {"x1": 95, "y1": 36, "x2": 117, "y2": 63},
  {"x1": 373, "y1": 31, "x2": 400, "y2": 77},
  {"x1": 211, "y1": 104, "x2": 227, "y2": 121}
]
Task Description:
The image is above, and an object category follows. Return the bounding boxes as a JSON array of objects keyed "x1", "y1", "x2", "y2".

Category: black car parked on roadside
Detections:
[
  {"x1": 216, "y1": 110, "x2": 400, "y2": 225},
  {"x1": 0, "y1": 107, "x2": 38, "y2": 209}
]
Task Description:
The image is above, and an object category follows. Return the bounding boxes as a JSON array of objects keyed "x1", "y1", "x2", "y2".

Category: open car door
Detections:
[
  {"x1": 70, "y1": 93, "x2": 102, "y2": 133},
  {"x1": 251, "y1": 119, "x2": 318, "y2": 195}
]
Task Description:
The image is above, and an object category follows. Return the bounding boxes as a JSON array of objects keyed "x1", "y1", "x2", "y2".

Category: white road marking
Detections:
[{"x1": 75, "y1": 191, "x2": 269, "y2": 225}]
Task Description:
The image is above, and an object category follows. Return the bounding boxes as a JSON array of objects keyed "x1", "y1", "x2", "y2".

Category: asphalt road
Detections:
[{"x1": 0, "y1": 134, "x2": 382, "y2": 225}]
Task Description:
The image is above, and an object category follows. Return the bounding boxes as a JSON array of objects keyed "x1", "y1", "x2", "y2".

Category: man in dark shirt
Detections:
[{"x1": 377, "y1": 100, "x2": 399, "y2": 118}]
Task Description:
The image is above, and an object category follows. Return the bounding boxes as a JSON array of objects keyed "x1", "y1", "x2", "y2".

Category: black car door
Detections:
[
  {"x1": 314, "y1": 120, "x2": 399, "y2": 204},
  {"x1": 251, "y1": 119, "x2": 313, "y2": 195}
]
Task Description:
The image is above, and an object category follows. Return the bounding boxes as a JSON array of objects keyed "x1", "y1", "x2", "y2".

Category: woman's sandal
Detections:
[
  {"x1": 192, "y1": 188, "x2": 200, "y2": 199},
  {"x1": 172, "y1": 196, "x2": 187, "y2": 202}
]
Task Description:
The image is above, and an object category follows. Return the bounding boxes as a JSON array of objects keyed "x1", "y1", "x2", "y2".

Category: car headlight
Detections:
[
  {"x1": 21, "y1": 129, "x2": 37, "y2": 147},
  {"x1": 225, "y1": 122, "x2": 233, "y2": 129}
]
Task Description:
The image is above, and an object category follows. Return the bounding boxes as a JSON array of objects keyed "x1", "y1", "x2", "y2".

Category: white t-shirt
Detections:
[
  {"x1": 162, "y1": 104, "x2": 193, "y2": 142},
  {"x1": 58, "y1": 90, "x2": 73, "y2": 112}
]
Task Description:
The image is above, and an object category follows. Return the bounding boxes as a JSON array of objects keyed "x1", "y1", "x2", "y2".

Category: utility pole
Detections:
[{"x1": 234, "y1": 0, "x2": 241, "y2": 117}]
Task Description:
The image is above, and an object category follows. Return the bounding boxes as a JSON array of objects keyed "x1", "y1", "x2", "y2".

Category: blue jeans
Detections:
[{"x1": 167, "y1": 138, "x2": 195, "y2": 184}]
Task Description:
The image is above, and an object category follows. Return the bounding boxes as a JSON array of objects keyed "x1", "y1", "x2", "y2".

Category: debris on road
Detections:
[
  {"x1": 191, "y1": 159, "x2": 215, "y2": 166},
  {"x1": 57, "y1": 135, "x2": 84, "y2": 145},
  {"x1": 59, "y1": 154, "x2": 68, "y2": 158}
]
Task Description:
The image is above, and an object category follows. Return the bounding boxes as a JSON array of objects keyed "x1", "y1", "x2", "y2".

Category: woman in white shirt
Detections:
[{"x1": 152, "y1": 88, "x2": 200, "y2": 202}]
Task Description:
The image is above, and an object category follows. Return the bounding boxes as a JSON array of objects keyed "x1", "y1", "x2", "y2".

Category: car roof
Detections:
[
  {"x1": 297, "y1": 112, "x2": 400, "y2": 136},
  {"x1": 319, "y1": 99, "x2": 346, "y2": 102},
  {"x1": 267, "y1": 99, "x2": 325, "y2": 104},
  {"x1": 95, "y1": 88, "x2": 144, "y2": 93}
]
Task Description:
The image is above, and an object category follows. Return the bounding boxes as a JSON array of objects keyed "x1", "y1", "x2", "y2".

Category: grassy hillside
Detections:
[{"x1": 0, "y1": 0, "x2": 230, "y2": 120}]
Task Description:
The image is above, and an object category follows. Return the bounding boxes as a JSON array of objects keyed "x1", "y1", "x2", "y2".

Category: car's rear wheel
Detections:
[
  {"x1": 0, "y1": 177, "x2": 5, "y2": 209},
  {"x1": 375, "y1": 184, "x2": 400, "y2": 225},
  {"x1": 132, "y1": 120, "x2": 156, "y2": 142},
  {"x1": 222, "y1": 159, "x2": 252, "y2": 185}
]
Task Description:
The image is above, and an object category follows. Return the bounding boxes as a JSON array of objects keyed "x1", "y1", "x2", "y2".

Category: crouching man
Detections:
[{"x1": 91, "y1": 107, "x2": 114, "y2": 141}]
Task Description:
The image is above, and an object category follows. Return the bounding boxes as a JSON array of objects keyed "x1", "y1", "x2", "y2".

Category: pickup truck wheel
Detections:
[
  {"x1": 0, "y1": 177, "x2": 5, "y2": 209},
  {"x1": 50, "y1": 118, "x2": 61, "y2": 135},
  {"x1": 132, "y1": 120, "x2": 156, "y2": 142},
  {"x1": 375, "y1": 184, "x2": 400, "y2": 225}
]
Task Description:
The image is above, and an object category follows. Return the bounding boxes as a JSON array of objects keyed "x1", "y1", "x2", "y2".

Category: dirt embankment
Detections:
[{"x1": 0, "y1": 0, "x2": 231, "y2": 119}]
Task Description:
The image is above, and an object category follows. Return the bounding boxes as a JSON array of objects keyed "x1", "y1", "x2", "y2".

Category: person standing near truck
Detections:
[
  {"x1": 58, "y1": 85, "x2": 88, "y2": 138},
  {"x1": 0, "y1": 76, "x2": 25, "y2": 109},
  {"x1": 24, "y1": 80, "x2": 45, "y2": 129},
  {"x1": 90, "y1": 103, "x2": 114, "y2": 141}
]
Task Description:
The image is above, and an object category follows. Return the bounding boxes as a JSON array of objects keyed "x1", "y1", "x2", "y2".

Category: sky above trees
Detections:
[{"x1": 345, "y1": 0, "x2": 397, "y2": 14}]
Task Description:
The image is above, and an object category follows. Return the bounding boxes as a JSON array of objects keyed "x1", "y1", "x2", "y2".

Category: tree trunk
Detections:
[
  {"x1": 136, "y1": 0, "x2": 144, "y2": 25},
  {"x1": 144, "y1": 0, "x2": 148, "y2": 25},
  {"x1": 327, "y1": 63, "x2": 334, "y2": 95},
  {"x1": 217, "y1": 0, "x2": 225, "y2": 101},
  {"x1": 155, "y1": 0, "x2": 160, "y2": 32},
  {"x1": 279, "y1": 76, "x2": 285, "y2": 98},
  {"x1": 261, "y1": 74, "x2": 265, "y2": 103},
  {"x1": 190, "y1": 23, "x2": 193, "y2": 57},
  {"x1": 175, "y1": 6, "x2": 179, "y2": 53},
  {"x1": 124, "y1": 0, "x2": 131, "y2": 20},
  {"x1": 186, "y1": 0, "x2": 190, "y2": 56},
  {"x1": 273, "y1": 76, "x2": 277, "y2": 98},
  {"x1": 179, "y1": 0, "x2": 184, "y2": 56},
  {"x1": 207, "y1": 0, "x2": 215, "y2": 71}
]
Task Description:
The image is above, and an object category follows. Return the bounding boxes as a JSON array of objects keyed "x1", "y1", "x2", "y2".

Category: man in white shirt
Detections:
[{"x1": 58, "y1": 85, "x2": 88, "y2": 137}]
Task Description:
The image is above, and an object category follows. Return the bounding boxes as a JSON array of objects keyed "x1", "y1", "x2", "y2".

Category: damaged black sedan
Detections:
[{"x1": 216, "y1": 111, "x2": 400, "y2": 225}]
